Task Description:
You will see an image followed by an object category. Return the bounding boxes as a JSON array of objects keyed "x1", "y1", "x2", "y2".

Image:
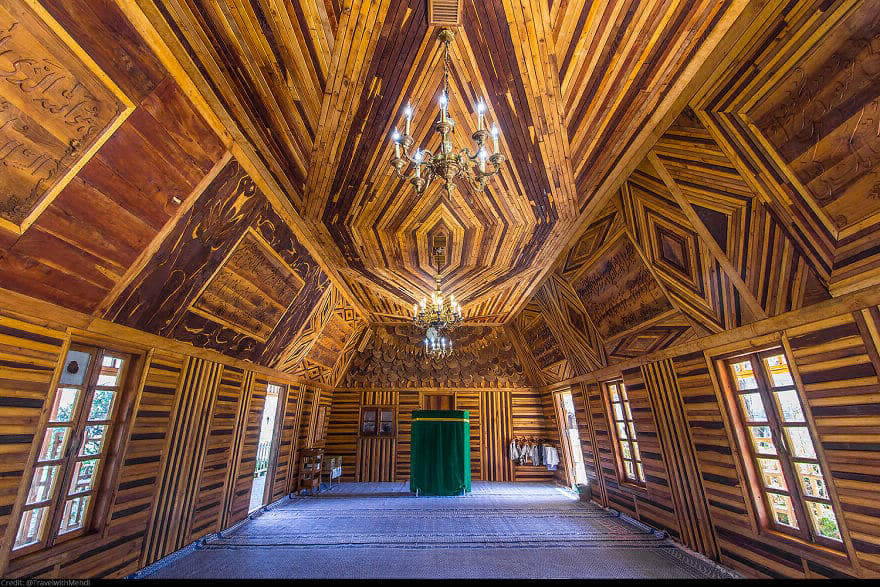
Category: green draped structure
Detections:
[{"x1": 410, "y1": 410, "x2": 471, "y2": 496}]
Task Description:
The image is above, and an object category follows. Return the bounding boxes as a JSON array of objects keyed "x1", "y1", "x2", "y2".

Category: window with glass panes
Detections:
[
  {"x1": 361, "y1": 407, "x2": 394, "y2": 437},
  {"x1": 725, "y1": 350, "x2": 842, "y2": 544},
  {"x1": 13, "y1": 345, "x2": 130, "y2": 552},
  {"x1": 605, "y1": 380, "x2": 645, "y2": 484}
]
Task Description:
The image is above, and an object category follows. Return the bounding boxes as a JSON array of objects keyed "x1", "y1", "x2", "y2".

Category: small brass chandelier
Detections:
[
  {"x1": 390, "y1": 28, "x2": 505, "y2": 196},
  {"x1": 413, "y1": 275, "x2": 462, "y2": 359}
]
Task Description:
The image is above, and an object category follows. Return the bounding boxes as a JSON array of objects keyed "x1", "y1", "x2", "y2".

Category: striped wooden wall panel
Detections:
[
  {"x1": 220, "y1": 371, "x2": 255, "y2": 528},
  {"x1": 325, "y1": 391, "x2": 359, "y2": 482},
  {"x1": 357, "y1": 437, "x2": 396, "y2": 482},
  {"x1": 511, "y1": 389, "x2": 555, "y2": 482},
  {"x1": 188, "y1": 365, "x2": 245, "y2": 539},
  {"x1": 141, "y1": 357, "x2": 221, "y2": 565},
  {"x1": 788, "y1": 312, "x2": 880, "y2": 576},
  {"x1": 582, "y1": 382, "x2": 633, "y2": 513},
  {"x1": 0, "y1": 313, "x2": 67, "y2": 551},
  {"x1": 296, "y1": 385, "x2": 318, "y2": 452},
  {"x1": 453, "y1": 392, "x2": 481, "y2": 481},
  {"x1": 270, "y1": 384, "x2": 298, "y2": 500},
  {"x1": 669, "y1": 352, "x2": 752, "y2": 564},
  {"x1": 480, "y1": 391, "x2": 513, "y2": 482},
  {"x1": 286, "y1": 384, "x2": 305, "y2": 488},
  {"x1": 641, "y1": 360, "x2": 718, "y2": 558},
  {"x1": 394, "y1": 391, "x2": 421, "y2": 480},
  {"x1": 620, "y1": 367, "x2": 681, "y2": 541}
]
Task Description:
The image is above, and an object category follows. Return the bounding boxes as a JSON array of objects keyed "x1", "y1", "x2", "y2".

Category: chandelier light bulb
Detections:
[
  {"x1": 392, "y1": 130, "x2": 401, "y2": 158},
  {"x1": 491, "y1": 124, "x2": 499, "y2": 155}
]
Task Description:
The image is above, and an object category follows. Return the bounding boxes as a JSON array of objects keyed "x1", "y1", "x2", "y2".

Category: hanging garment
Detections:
[
  {"x1": 534, "y1": 443, "x2": 544, "y2": 467},
  {"x1": 530, "y1": 443, "x2": 540, "y2": 466},
  {"x1": 519, "y1": 442, "x2": 532, "y2": 465},
  {"x1": 509, "y1": 440, "x2": 520, "y2": 461},
  {"x1": 543, "y1": 446, "x2": 560, "y2": 469}
]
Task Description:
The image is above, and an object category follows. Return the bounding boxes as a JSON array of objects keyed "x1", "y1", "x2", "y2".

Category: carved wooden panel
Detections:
[
  {"x1": 190, "y1": 229, "x2": 305, "y2": 342},
  {"x1": 105, "y1": 158, "x2": 330, "y2": 366},
  {"x1": 748, "y1": 3, "x2": 880, "y2": 237},
  {"x1": 571, "y1": 235, "x2": 674, "y2": 340},
  {"x1": 0, "y1": 0, "x2": 132, "y2": 233}
]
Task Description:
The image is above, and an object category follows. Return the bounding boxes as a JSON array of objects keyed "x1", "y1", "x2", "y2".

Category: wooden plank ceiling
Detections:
[
  {"x1": 136, "y1": 0, "x2": 743, "y2": 324},
  {"x1": 513, "y1": 0, "x2": 880, "y2": 381}
]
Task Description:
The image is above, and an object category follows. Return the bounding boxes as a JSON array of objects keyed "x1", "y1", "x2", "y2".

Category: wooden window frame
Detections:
[
  {"x1": 12, "y1": 343, "x2": 140, "y2": 557},
  {"x1": 718, "y1": 347, "x2": 844, "y2": 550},
  {"x1": 602, "y1": 380, "x2": 646, "y2": 487},
  {"x1": 360, "y1": 406, "x2": 395, "y2": 438}
]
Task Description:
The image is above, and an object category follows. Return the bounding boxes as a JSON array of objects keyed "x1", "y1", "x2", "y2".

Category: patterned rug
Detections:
[{"x1": 138, "y1": 482, "x2": 738, "y2": 579}]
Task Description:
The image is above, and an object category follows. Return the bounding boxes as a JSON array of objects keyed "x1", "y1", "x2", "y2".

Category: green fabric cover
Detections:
[{"x1": 410, "y1": 410, "x2": 471, "y2": 496}]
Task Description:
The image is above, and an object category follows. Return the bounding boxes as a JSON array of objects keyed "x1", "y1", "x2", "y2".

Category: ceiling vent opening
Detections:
[{"x1": 429, "y1": 0, "x2": 460, "y2": 26}]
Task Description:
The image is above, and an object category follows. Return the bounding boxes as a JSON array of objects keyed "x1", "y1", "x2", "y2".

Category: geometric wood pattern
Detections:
[
  {"x1": 274, "y1": 284, "x2": 365, "y2": 386},
  {"x1": 692, "y1": 0, "x2": 880, "y2": 296},
  {"x1": 142, "y1": 0, "x2": 746, "y2": 323}
]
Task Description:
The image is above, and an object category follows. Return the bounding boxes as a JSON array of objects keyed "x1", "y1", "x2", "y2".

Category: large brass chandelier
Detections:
[
  {"x1": 389, "y1": 28, "x2": 505, "y2": 196},
  {"x1": 413, "y1": 275, "x2": 462, "y2": 359}
]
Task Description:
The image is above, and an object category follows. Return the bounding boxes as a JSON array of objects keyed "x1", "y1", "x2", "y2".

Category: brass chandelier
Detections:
[
  {"x1": 413, "y1": 275, "x2": 462, "y2": 359},
  {"x1": 389, "y1": 28, "x2": 505, "y2": 196}
]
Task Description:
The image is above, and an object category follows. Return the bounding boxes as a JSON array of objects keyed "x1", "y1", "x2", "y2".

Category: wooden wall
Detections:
[
  {"x1": 0, "y1": 293, "x2": 327, "y2": 578},
  {"x1": 535, "y1": 288, "x2": 880, "y2": 578},
  {"x1": 324, "y1": 388, "x2": 557, "y2": 484}
]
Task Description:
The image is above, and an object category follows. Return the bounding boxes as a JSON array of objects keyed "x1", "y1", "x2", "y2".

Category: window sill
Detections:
[
  {"x1": 617, "y1": 478, "x2": 649, "y2": 496},
  {"x1": 9, "y1": 528, "x2": 103, "y2": 569},
  {"x1": 759, "y1": 527, "x2": 850, "y2": 562}
]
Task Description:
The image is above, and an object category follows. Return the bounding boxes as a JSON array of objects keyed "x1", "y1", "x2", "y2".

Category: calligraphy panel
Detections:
[
  {"x1": 0, "y1": 0, "x2": 130, "y2": 232},
  {"x1": 190, "y1": 229, "x2": 305, "y2": 342},
  {"x1": 572, "y1": 235, "x2": 673, "y2": 339}
]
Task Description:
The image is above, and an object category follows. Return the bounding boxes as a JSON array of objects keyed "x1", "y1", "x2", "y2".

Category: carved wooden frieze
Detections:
[
  {"x1": 342, "y1": 325, "x2": 526, "y2": 388},
  {"x1": 572, "y1": 235, "x2": 673, "y2": 339},
  {"x1": 0, "y1": 0, "x2": 131, "y2": 233}
]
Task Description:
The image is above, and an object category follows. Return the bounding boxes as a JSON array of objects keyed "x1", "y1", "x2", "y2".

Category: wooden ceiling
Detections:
[
  {"x1": 5, "y1": 0, "x2": 875, "y2": 387},
  {"x1": 513, "y1": 0, "x2": 880, "y2": 382},
  {"x1": 134, "y1": 0, "x2": 748, "y2": 323}
]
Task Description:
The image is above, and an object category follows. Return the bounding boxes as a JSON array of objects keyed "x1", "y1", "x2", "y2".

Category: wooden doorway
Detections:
[
  {"x1": 421, "y1": 392, "x2": 455, "y2": 410},
  {"x1": 554, "y1": 390, "x2": 588, "y2": 489}
]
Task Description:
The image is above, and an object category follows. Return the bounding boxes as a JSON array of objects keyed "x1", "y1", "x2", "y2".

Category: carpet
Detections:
[{"x1": 137, "y1": 482, "x2": 738, "y2": 579}]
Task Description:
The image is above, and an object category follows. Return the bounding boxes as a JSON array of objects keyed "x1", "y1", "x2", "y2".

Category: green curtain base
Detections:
[{"x1": 410, "y1": 410, "x2": 471, "y2": 496}]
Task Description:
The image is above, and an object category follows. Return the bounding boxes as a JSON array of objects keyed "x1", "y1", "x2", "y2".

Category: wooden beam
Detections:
[{"x1": 540, "y1": 282, "x2": 880, "y2": 393}]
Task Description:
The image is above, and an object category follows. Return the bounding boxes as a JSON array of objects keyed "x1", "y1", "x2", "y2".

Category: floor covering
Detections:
[{"x1": 137, "y1": 482, "x2": 738, "y2": 579}]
